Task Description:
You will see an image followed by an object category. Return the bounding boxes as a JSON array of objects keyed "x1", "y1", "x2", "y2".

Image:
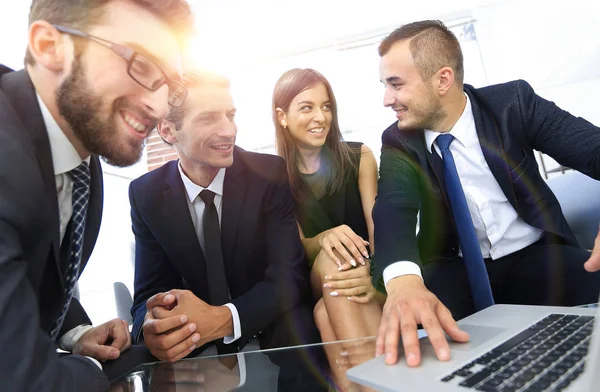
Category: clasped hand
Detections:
[{"x1": 142, "y1": 290, "x2": 233, "y2": 362}]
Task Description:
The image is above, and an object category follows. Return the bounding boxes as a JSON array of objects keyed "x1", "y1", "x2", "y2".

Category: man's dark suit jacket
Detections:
[
  {"x1": 0, "y1": 68, "x2": 108, "y2": 390},
  {"x1": 373, "y1": 80, "x2": 600, "y2": 287},
  {"x1": 129, "y1": 148, "x2": 310, "y2": 347}
]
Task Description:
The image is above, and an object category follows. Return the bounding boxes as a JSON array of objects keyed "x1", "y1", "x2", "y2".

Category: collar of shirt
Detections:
[
  {"x1": 424, "y1": 93, "x2": 477, "y2": 153},
  {"x1": 178, "y1": 162, "x2": 226, "y2": 203},
  {"x1": 36, "y1": 93, "x2": 89, "y2": 174}
]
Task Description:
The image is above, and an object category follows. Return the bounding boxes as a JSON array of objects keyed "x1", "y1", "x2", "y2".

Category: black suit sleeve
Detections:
[
  {"x1": 129, "y1": 183, "x2": 184, "y2": 344},
  {"x1": 0, "y1": 132, "x2": 108, "y2": 391},
  {"x1": 372, "y1": 137, "x2": 423, "y2": 291},
  {"x1": 230, "y1": 160, "x2": 310, "y2": 342},
  {"x1": 59, "y1": 297, "x2": 93, "y2": 337},
  {"x1": 516, "y1": 80, "x2": 600, "y2": 178}
]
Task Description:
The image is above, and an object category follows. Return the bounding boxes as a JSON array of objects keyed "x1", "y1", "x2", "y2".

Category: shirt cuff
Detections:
[
  {"x1": 222, "y1": 303, "x2": 241, "y2": 344},
  {"x1": 58, "y1": 324, "x2": 94, "y2": 351},
  {"x1": 383, "y1": 261, "x2": 424, "y2": 290},
  {"x1": 86, "y1": 356, "x2": 103, "y2": 370},
  {"x1": 237, "y1": 353, "x2": 246, "y2": 387}
]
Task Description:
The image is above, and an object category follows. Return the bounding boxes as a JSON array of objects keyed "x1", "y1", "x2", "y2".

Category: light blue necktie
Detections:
[
  {"x1": 436, "y1": 134, "x2": 495, "y2": 311},
  {"x1": 50, "y1": 162, "x2": 91, "y2": 340}
]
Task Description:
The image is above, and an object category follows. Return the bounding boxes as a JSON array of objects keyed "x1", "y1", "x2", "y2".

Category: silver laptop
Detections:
[{"x1": 347, "y1": 302, "x2": 600, "y2": 391}]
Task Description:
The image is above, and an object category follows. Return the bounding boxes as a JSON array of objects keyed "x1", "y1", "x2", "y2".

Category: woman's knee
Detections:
[
  {"x1": 313, "y1": 250, "x2": 341, "y2": 276},
  {"x1": 313, "y1": 299, "x2": 330, "y2": 331}
]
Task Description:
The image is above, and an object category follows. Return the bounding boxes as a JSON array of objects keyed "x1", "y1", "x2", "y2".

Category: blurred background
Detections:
[{"x1": 1, "y1": 0, "x2": 599, "y2": 325}]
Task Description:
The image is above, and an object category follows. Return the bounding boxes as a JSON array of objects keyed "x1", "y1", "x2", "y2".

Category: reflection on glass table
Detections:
[{"x1": 110, "y1": 337, "x2": 379, "y2": 392}]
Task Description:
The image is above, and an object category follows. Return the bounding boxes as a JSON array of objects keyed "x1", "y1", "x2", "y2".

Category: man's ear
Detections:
[
  {"x1": 275, "y1": 108, "x2": 287, "y2": 128},
  {"x1": 28, "y1": 21, "x2": 68, "y2": 71},
  {"x1": 436, "y1": 66, "x2": 455, "y2": 96},
  {"x1": 157, "y1": 120, "x2": 178, "y2": 145}
]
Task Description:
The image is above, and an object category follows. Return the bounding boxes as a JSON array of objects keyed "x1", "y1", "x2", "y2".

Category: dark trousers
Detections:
[
  {"x1": 259, "y1": 300, "x2": 329, "y2": 392},
  {"x1": 424, "y1": 234, "x2": 600, "y2": 321}
]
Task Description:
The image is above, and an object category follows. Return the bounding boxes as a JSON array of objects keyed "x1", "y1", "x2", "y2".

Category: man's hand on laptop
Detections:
[
  {"x1": 376, "y1": 275, "x2": 469, "y2": 367},
  {"x1": 584, "y1": 224, "x2": 600, "y2": 272}
]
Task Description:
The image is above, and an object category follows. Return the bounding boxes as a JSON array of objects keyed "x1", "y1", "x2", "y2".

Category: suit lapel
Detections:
[
  {"x1": 1, "y1": 70, "x2": 63, "y2": 283},
  {"x1": 80, "y1": 157, "x2": 103, "y2": 268},
  {"x1": 221, "y1": 148, "x2": 247, "y2": 267},
  {"x1": 426, "y1": 145, "x2": 446, "y2": 196},
  {"x1": 466, "y1": 88, "x2": 518, "y2": 209},
  {"x1": 162, "y1": 163, "x2": 208, "y2": 281}
]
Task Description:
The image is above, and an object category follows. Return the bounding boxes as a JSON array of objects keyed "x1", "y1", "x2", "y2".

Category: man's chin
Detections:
[
  {"x1": 100, "y1": 145, "x2": 144, "y2": 167},
  {"x1": 209, "y1": 155, "x2": 235, "y2": 169},
  {"x1": 396, "y1": 119, "x2": 423, "y2": 132}
]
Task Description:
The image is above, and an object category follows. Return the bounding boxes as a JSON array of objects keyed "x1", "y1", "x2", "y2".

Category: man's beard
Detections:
[
  {"x1": 401, "y1": 88, "x2": 447, "y2": 131},
  {"x1": 56, "y1": 58, "x2": 146, "y2": 167}
]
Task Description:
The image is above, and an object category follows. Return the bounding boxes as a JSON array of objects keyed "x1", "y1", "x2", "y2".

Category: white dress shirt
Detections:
[
  {"x1": 383, "y1": 95, "x2": 543, "y2": 288},
  {"x1": 177, "y1": 163, "x2": 242, "y2": 345},
  {"x1": 37, "y1": 95, "x2": 100, "y2": 369}
]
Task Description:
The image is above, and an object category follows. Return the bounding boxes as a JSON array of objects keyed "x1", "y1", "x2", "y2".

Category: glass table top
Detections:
[{"x1": 110, "y1": 337, "x2": 379, "y2": 392}]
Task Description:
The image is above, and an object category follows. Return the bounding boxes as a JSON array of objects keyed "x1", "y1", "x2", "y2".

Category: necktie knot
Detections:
[
  {"x1": 70, "y1": 162, "x2": 91, "y2": 188},
  {"x1": 199, "y1": 189, "x2": 216, "y2": 205},
  {"x1": 436, "y1": 133, "x2": 455, "y2": 151}
]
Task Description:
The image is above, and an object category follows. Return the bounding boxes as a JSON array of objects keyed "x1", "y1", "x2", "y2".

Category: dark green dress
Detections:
[{"x1": 295, "y1": 142, "x2": 369, "y2": 244}]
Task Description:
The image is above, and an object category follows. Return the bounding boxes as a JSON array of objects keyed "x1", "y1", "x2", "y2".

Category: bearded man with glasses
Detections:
[{"x1": 0, "y1": 0, "x2": 194, "y2": 390}]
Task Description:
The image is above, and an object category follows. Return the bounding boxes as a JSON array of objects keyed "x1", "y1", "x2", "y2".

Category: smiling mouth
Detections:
[
  {"x1": 308, "y1": 127, "x2": 324, "y2": 134},
  {"x1": 121, "y1": 110, "x2": 152, "y2": 135},
  {"x1": 212, "y1": 144, "x2": 233, "y2": 151}
]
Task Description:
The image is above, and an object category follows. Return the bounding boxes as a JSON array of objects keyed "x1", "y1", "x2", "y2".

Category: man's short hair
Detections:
[
  {"x1": 379, "y1": 20, "x2": 464, "y2": 86},
  {"x1": 25, "y1": 0, "x2": 195, "y2": 65},
  {"x1": 165, "y1": 70, "x2": 230, "y2": 132}
]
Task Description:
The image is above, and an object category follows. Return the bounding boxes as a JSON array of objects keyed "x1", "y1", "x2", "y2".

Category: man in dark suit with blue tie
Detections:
[
  {"x1": 0, "y1": 0, "x2": 193, "y2": 390},
  {"x1": 372, "y1": 20, "x2": 600, "y2": 368},
  {"x1": 129, "y1": 71, "x2": 325, "y2": 388}
]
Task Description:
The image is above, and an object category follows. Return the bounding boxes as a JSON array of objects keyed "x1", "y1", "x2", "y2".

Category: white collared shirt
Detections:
[
  {"x1": 383, "y1": 95, "x2": 543, "y2": 288},
  {"x1": 36, "y1": 95, "x2": 100, "y2": 369},
  {"x1": 177, "y1": 163, "x2": 242, "y2": 345},
  {"x1": 37, "y1": 94, "x2": 90, "y2": 243}
]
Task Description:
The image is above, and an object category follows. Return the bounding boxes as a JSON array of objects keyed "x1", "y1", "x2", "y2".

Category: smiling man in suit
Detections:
[
  {"x1": 0, "y1": 0, "x2": 193, "y2": 390},
  {"x1": 372, "y1": 20, "x2": 600, "y2": 369},
  {"x1": 129, "y1": 71, "x2": 322, "y2": 372}
]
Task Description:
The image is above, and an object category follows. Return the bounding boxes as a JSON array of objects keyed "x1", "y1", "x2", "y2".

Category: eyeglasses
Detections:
[{"x1": 53, "y1": 25, "x2": 187, "y2": 108}]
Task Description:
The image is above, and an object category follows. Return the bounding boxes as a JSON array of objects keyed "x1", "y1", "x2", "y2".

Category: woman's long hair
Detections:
[{"x1": 272, "y1": 68, "x2": 356, "y2": 203}]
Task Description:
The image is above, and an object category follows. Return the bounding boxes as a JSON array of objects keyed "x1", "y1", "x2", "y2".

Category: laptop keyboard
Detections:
[{"x1": 441, "y1": 314, "x2": 595, "y2": 391}]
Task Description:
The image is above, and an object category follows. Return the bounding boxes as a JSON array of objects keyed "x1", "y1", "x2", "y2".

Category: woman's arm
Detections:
[
  {"x1": 357, "y1": 144, "x2": 378, "y2": 254},
  {"x1": 298, "y1": 223, "x2": 323, "y2": 265}
]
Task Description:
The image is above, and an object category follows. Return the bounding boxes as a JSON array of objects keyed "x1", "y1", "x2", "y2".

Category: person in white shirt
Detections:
[
  {"x1": 129, "y1": 70, "x2": 326, "y2": 390},
  {"x1": 0, "y1": 0, "x2": 193, "y2": 390},
  {"x1": 373, "y1": 20, "x2": 600, "y2": 369}
]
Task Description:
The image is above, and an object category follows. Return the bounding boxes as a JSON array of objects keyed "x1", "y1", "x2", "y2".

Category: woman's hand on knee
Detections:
[
  {"x1": 318, "y1": 225, "x2": 370, "y2": 268},
  {"x1": 322, "y1": 265, "x2": 377, "y2": 303}
]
